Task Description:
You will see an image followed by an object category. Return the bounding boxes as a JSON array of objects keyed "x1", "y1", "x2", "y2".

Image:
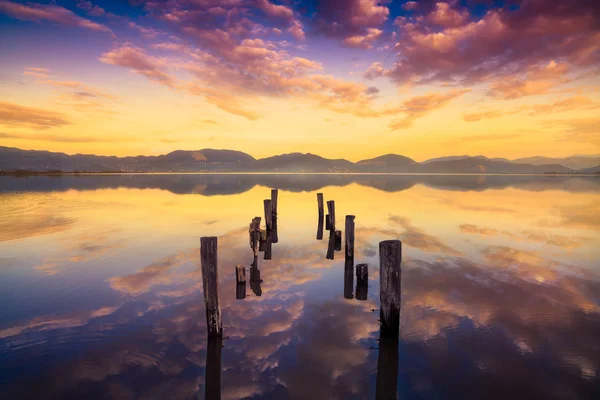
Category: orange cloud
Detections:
[{"x1": 0, "y1": 101, "x2": 71, "y2": 129}]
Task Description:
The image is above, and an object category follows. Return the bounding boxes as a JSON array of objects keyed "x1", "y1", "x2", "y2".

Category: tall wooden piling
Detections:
[
  {"x1": 271, "y1": 215, "x2": 279, "y2": 243},
  {"x1": 205, "y1": 335, "x2": 222, "y2": 400},
  {"x1": 325, "y1": 214, "x2": 331, "y2": 230},
  {"x1": 264, "y1": 200, "x2": 273, "y2": 231},
  {"x1": 327, "y1": 201, "x2": 335, "y2": 231},
  {"x1": 201, "y1": 237, "x2": 222, "y2": 337},
  {"x1": 271, "y1": 189, "x2": 278, "y2": 216},
  {"x1": 345, "y1": 215, "x2": 355, "y2": 260},
  {"x1": 317, "y1": 193, "x2": 324, "y2": 217},
  {"x1": 379, "y1": 240, "x2": 402, "y2": 337}
]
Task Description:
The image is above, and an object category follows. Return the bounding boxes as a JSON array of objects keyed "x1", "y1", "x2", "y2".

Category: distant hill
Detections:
[
  {"x1": 0, "y1": 146, "x2": 255, "y2": 172},
  {"x1": 1, "y1": 146, "x2": 597, "y2": 174},
  {"x1": 356, "y1": 154, "x2": 418, "y2": 172},
  {"x1": 513, "y1": 156, "x2": 600, "y2": 170},
  {"x1": 254, "y1": 153, "x2": 354, "y2": 172}
]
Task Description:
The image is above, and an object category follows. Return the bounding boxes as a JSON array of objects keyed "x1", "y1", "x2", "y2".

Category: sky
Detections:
[{"x1": 0, "y1": 0, "x2": 599, "y2": 162}]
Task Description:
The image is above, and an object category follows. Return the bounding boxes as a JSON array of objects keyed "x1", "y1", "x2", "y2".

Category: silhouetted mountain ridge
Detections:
[{"x1": 0, "y1": 146, "x2": 598, "y2": 174}]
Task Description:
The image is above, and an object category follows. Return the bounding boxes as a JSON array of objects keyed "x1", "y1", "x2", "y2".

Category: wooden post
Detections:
[
  {"x1": 325, "y1": 214, "x2": 331, "y2": 230},
  {"x1": 317, "y1": 193, "x2": 324, "y2": 217},
  {"x1": 356, "y1": 263, "x2": 368, "y2": 301},
  {"x1": 205, "y1": 335, "x2": 222, "y2": 400},
  {"x1": 344, "y1": 258, "x2": 353, "y2": 299},
  {"x1": 271, "y1": 189, "x2": 278, "y2": 216},
  {"x1": 345, "y1": 215, "x2": 355, "y2": 260},
  {"x1": 264, "y1": 199, "x2": 273, "y2": 231},
  {"x1": 327, "y1": 201, "x2": 335, "y2": 231},
  {"x1": 356, "y1": 264, "x2": 368, "y2": 285},
  {"x1": 379, "y1": 240, "x2": 402, "y2": 337},
  {"x1": 334, "y1": 230, "x2": 342, "y2": 251},
  {"x1": 201, "y1": 237, "x2": 222, "y2": 337},
  {"x1": 236, "y1": 265, "x2": 246, "y2": 283},
  {"x1": 375, "y1": 336, "x2": 399, "y2": 400}
]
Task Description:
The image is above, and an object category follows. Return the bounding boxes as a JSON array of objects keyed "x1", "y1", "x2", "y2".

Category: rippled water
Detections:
[{"x1": 0, "y1": 174, "x2": 599, "y2": 399}]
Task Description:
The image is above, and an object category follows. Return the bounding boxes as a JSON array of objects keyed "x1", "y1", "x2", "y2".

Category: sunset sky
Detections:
[{"x1": 0, "y1": 0, "x2": 599, "y2": 161}]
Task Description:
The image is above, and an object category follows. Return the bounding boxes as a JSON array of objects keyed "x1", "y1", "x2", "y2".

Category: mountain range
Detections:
[{"x1": 0, "y1": 146, "x2": 598, "y2": 174}]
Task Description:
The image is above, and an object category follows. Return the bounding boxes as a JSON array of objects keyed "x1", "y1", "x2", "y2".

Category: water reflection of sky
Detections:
[{"x1": 0, "y1": 175, "x2": 599, "y2": 399}]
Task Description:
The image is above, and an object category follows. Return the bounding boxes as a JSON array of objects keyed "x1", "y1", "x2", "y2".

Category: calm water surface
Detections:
[{"x1": 0, "y1": 174, "x2": 599, "y2": 399}]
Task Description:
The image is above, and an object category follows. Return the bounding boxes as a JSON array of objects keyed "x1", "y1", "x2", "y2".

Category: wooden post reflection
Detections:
[
  {"x1": 271, "y1": 215, "x2": 279, "y2": 243},
  {"x1": 250, "y1": 256, "x2": 262, "y2": 297},
  {"x1": 344, "y1": 258, "x2": 354, "y2": 299},
  {"x1": 316, "y1": 214, "x2": 324, "y2": 240},
  {"x1": 204, "y1": 335, "x2": 222, "y2": 400},
  {"x1": 355, "y1": 263, "x2": 368, "y2": 301},
  {"x1": 375, "y1": 335, "x2": 399, "y2": 400}
]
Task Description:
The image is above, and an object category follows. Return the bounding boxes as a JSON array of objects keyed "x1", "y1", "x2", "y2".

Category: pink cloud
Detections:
[
  {"x1": 375, "y1": 0, "x2": 600, "y2": 96},
  {"x1": 99, "y1": 45, "x2": 178, "y2": 88},
  {"x1": 0, "y1": 0, "x2": 112, "y2": 33}
]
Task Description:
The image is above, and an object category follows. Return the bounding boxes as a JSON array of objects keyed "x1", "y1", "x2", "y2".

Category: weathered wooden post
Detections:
[
  {"x1": 317, "y1": 193, "x2": 324, "y2": 217},
  {"x1": 205, "y1": 335, "x2": 222, "y2": 400},
  {"x1": 236, "y1": 283, "x2": 246, "y2": 300},
  {"x1": 271, "y1": 189, "x2": 278, "y2": 216},
  {"x1": 327, "y1": 200, "x2": 335, "y2": 231},
  {"x1": 379, "y1": 240, "x2": 402, "y2": 337},
  {"x1": 259, "y1": 229, "x2": 267, "y2": 252},
  {"x1": 264, "y1": 200, "x2": 273, "y2": 231},
  {"x1": 334, "y1": 230, "x2": 342, "y2": 251},
  {"x1": 375, "y1": 335, "x2": 399, "y2": 400},
  {"x1": 355, "y1": 263, "x2": 368, "y2": 301},
  {"x1": 325, "y1": 214, "x2": 331, "y2": 230},
  {"x1": 344, "y1": 258, "x2": 354, "y2": 299},
  {"x1": 345, "y1": 215, "x2": 355, "y2": 260},
  {"x1": 201, "y1": 236, "x2": 222, "y2": 337}
]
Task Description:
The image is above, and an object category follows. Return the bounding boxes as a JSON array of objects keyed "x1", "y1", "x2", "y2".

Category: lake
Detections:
[{"x1": 0, "y1": 174, "x2": 599, "y2": 399}]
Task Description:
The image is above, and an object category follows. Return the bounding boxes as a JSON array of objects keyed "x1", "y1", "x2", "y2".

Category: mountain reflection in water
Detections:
[{"x1": 0, "y1": 174, "x2": 599, "y2": 399}]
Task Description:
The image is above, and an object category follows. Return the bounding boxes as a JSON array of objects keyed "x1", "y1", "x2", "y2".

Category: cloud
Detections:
[
  {"x1": 402, "y1": 1, "x2": 418, "y2": 11},
  {"x1": 0, "y1": 132, "x2": 119, "y2": 143},
  {"x1": 0, "y1": 101, "x2": 71, "y2": 129},
  {"x1": 0, "y1": 0, "x2": 112, "y2": 33},
  {"x1": 463, "y1": 96, "x2": 599, "y2": 122},
  {"x1": 388, "y1": 215, "x2": 463, "y2": 256},
  {"x1": 389, "y1": 89, "x2": 470, "y2": 130},
  {"x1": 306, "y1": 0, "x2": 390, "y2": 46},
  {"x1": 99, "y1": 45, "x2": 178, "y2": 88},
  {"x1": 378, "y1": 0, "x2": 600, "y2": 92},
  {"x1": 76, "y1": 0, "x2": 106, "y2": 17}
]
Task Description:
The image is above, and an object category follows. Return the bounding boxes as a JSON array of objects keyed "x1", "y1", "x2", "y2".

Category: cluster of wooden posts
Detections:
[{"x1": 199, "y1": 189, "x2": 402, "y2": 398}]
